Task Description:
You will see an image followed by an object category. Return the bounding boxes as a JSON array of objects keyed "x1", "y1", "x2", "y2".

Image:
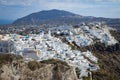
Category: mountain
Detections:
[
  {"x1": 13, "y1": 9, "x2": 120, "y2": 30},
  {"x1": 13, "y1": 9, "x2": 82, "y2": 25}
]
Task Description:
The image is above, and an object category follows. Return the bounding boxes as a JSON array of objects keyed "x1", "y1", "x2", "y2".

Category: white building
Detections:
[{"x1": 0, "y1": 35, "x2": 14, "y2": 53}]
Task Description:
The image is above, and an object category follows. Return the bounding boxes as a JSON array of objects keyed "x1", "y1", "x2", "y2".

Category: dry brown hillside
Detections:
[{"x1": 0, "y1": 55, "x2": 77, "y2": 80}]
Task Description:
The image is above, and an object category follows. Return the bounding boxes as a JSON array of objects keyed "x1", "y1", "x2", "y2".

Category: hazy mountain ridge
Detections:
[
  {"x1": 13, "y1": 9, "x2": 82, "y2": 25},
  {"x1": 13, "y1": 9, "x2": 120, "y2": 30}
]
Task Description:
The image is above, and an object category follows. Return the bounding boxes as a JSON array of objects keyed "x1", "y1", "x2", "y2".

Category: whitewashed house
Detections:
[{"x1": 0, "y1": 35, "x2": 14, "y2": 53}]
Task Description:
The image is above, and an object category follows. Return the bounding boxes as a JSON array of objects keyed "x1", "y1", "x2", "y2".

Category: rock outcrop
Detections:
[{"x1": 0, "y1": 55, "x2": 78, "y2": 80}]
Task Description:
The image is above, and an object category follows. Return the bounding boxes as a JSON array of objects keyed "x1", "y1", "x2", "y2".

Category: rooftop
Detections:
[{"x1": 0, "y1": 35, "x2": 11, "y2": 41}]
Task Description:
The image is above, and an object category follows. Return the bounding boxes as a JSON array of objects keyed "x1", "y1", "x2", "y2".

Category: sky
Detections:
[{"x1": 0, "y1": 0, "x2": 120, "y2": 21}]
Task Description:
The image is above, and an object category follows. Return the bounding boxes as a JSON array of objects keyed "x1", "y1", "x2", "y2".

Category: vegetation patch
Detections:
[
  {"x1": 28, "y1": 61, "x2": 41, "y2": 71},
  {"x1": 40, "y1": 59, "x2": 69, "y2": 67},
  {"x1": 82, "y1": 77, "x2": 91, "y2": 80},
  {"x1": 91, "y1": 31, "x2": 120, "y2": 80},
  {"x1": 0, "y1": 54, "x2": 22, "y2": 68},
  {"x1": 92, "y1": 51, "x2": 120, "y2": 80},
  {"x1": 75, "y1": 67, "x2": 81, "y2": 78},
  {"x1": 110, "y1": 30, "x2": 120, "y2": 42}
]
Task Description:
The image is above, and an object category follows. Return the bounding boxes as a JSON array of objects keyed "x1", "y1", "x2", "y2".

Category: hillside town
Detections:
[{"x1": 0, "y1": 22, "x2": 118, "y2": 79}]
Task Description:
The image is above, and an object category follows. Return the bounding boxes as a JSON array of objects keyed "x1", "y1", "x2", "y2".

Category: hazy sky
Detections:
[{"x1": 0, "y1": 0, "x2": 120, "y2": 20}]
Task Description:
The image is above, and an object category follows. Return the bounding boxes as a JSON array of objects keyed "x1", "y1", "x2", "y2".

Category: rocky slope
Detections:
[
  {"x1": 0, "y1": 54, "x2": 78, "y2": 80},
  {"x1": 73, "y1": 30, "x2": 120, "y2": 80},
  {"x1": 91, "y1": 30, "x2": 120, "y2": 80},
  {"x1": 61, "y1": 30, "x2": 120, "y2": 80}
]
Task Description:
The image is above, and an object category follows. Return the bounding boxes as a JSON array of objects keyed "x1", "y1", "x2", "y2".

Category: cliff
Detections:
[{"x1": 0, "y1": 55, "x2": 78, "y2": 80}]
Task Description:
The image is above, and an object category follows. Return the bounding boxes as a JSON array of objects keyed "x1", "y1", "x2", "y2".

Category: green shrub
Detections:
[
  {"x1": 40, "y1": 59, "x2": 69, "y2": 67},
  {"x1": 28, "y1": 61, "x2": 41, "y2": 71},
  {"x1": 75, "y1": 67, "x2": 81, "y2": 78},
  {"x1": 0, "y1": 54, "x2": 22, "y2": 68},
  {"x1": 82, "y1": 77, "x2": 91, "y2": 80}
]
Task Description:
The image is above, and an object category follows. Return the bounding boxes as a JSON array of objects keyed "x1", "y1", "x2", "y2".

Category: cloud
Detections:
[
  {"x1": 96, "y1": 0, "x2": 120, "y2": 2},
  {"x1": 0, "y1": 0, "x2": 120, "y2": 6},
  {"x1": 0, "y1": 0, "x2": 36, "y2": 6},
  {"x1": 42, "y1": 2, "x2": 95, "y2": 10},
  {"x1": 97, "y1": 0, "x2": 119, "y2": 1},
  {"x1": 0, "y1": 0, "x2": 120, "y2": 19}
]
